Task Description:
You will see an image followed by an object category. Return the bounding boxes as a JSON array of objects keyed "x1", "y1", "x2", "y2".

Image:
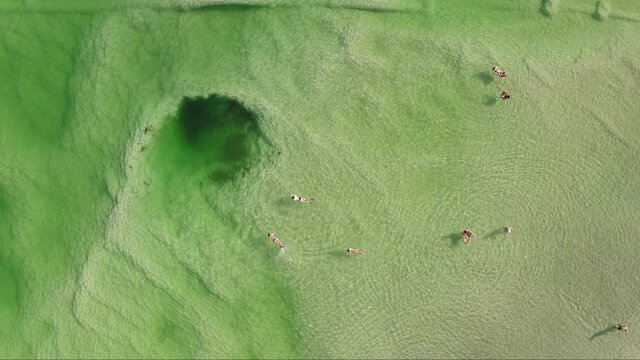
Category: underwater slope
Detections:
[{"x1": 0, "y1": 0, "x2": 639, "y2": 358}]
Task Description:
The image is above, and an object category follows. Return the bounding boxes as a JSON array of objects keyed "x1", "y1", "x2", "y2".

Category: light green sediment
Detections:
[{"x1": 0, "y1": 0, "x2": 639, "y2": 358}]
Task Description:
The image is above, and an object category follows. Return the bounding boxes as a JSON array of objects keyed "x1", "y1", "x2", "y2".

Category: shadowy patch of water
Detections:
[
  {"x1": 484, "y1": 95, "x2": 498, "y2": 106},
  {"x1": 328, "y1": 249, "x2": 350, "y2": 258},
  {"x1": 444, "y1": 232, "x2": 462, "y2": 247},
  {"x1": 540, "y1": 0, "x2": 558, "y2": 17},
  {"x1": 178, "y1": 94, "x2": 258, "y2": 144},
  {"x1": 590, "y1": 324, "x2": 617, "y2": 340},
  {"x1": 483, "y1": 228, "x2": 505, "y2": 240},
  {"x1": 172, "y1": 3, "x2": 267, "y2": 13},
  {"x1": 174, "y1": 94, "x2": 264, "y2": 184},
  {"x1": 475, "y1": 71, "x2": 494, "y2": 85},
  {"x1": 594, "y1": 0, "x2": 610, "y2": 21}
]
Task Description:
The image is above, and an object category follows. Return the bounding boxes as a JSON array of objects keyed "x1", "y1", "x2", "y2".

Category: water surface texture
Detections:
[{"x1": 1, "y1": 0, "x2": 639, "y2": 358}]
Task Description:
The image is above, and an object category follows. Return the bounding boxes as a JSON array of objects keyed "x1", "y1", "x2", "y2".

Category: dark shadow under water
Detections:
[
  {"x1": 484, "y1": 95, "x2": 498, "y2": 106},
  {"x1": 483, "y1": 228, "x2": 505, "y2": 240},
  {"x1": 328, "y1": 249, "x2": 350, "y2": 258},
  {"x1": 590, "y1": 325, "x2": 618, "y2": 340},
  {"x1": 177, "y1": 94, "x2": 263, "y2": 184},
  {"x1": 475, "y1": 71, "x2": 494, "y2": 85},
  {"x1": 171, "y1": 3, "x2": 269, "y2": 13},
  {"x1": 169, "y1": 2, "x2": 420, "y2": 15},
  {"x1": 539, "y1": 0, "x2": 556, "y2": 17},
  {"x1": 444, "y1": 232, "x2": 462, "y2": 247}
]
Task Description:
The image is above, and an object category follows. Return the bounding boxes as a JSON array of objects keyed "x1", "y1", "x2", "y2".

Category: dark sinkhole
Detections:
[{"x1": 173, "y1": 94, "x2": 264, "y2": 183}]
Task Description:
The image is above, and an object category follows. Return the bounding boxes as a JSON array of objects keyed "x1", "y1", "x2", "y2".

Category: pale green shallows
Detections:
[{"x1": 0, "y1": 0, "x2": 639, "y2": 358}]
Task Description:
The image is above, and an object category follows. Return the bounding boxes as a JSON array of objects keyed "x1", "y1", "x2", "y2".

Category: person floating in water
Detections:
[
  {"x1": 504, "y1": 227, "x2": 514, "y2": 236},
  {"x1": 346, "y1": 247, "x2": 364, "y2": 254},
  {"x1": 291, "y1": 194, "x2": 313, "y2": 204},
  {"x1": 267, "y1": 233, "x2": 284, "y2": 249},
  {"x1": 461, "y1": 229, "x2": 475, "y2": 244},
  {"x1": 617, "y1": 324, "x2": 628, "y2": 333},
  {"x1": 499, "y1": 90, "x2": 511, "y2": 100},
  {"x1": 492, "y1": 66, "x2": 508, "y2": 78}
]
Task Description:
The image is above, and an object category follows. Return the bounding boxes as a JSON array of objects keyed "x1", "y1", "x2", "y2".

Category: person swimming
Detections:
[
  {"x1": 461, "y1": 229, "x2": 475, "y2": 244},
  {"x1": 290, "y1": 194, "x2": 313, "y2": 204},
  {"x1": 617, "y1": 324, "x2": 628, "y2": 333},
  {"x1": 267, "y1": 233, "x2": 284, "y2": 248},
  {"x1": 499, "y1": 90, "x2": 511, "y2": 100},
  {"x1": 346, "y1": 247, "x2": 364, "y2": 254},
  {"x1": 492, "y1": 66, "x2": 508, "y2": 78},
  {"x1": 504, "y1": 227, "x2": 514, "y2": 236}
]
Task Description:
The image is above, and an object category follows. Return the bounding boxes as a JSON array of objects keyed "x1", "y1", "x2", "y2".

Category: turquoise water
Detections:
[{"x1": 0, "y1": 0, "x2": 639, "y2": 358}]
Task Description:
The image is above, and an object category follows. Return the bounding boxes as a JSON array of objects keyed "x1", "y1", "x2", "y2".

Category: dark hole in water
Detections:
[
  {"x1": 223, "y1": 133, "x2": 249, "y2": 161},
  {"x1": 178, "y1": 94, "x2": 257, "y2": 144},
  {"x1": 176, "y1": 94, "x2": 263, "y2": 183}
]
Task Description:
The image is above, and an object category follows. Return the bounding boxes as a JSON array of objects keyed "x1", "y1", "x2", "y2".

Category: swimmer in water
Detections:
[
  {"x1": 290, "y1": 194, "x2": 313, "y2": 204},
  {"x1": 492, "y1": 66, "x2": 508, "y2": 78},
  {"x1": 504, "y1": 227, "x2": 514, "y2": 236},
  {"x1": 267, "y1": 233, "x2": 284, "y2": 248},
  {"x1": 617, "y1": 324, "x2": 628, "y2": 333},
  {"x1": 346, "y1": 247, "x2": 364, "y2": 254},
  {"x1": 500, "y1": 90, "x2": 511, "y2": 100},
  {"x1": 461, "y1": 229, "x2": 475, "y2": 244}
]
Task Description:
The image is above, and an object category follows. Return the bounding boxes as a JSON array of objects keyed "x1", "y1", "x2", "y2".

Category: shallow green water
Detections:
[{"x1": 1, "y1": 0, "x2": 639, "y2": 358}]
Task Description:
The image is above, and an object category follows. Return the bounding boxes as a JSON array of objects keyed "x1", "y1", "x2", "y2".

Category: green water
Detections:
[{"x1": 1, "y1": 0, "x2": 639, "y2": 358}]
